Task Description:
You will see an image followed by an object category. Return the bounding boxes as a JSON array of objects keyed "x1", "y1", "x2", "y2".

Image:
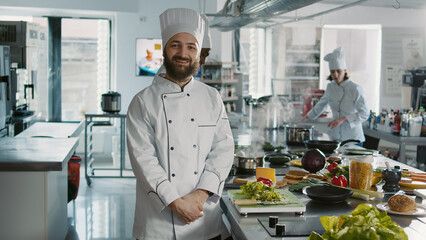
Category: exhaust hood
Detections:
[{"x1": 209, "y1": 0, "x2": 323, "y2": 31}]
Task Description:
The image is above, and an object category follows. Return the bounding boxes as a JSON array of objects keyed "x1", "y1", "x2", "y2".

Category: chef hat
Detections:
[
  {"x1": 200, "y1": 14, "x2": 211, "y2": 49},
  {"x1": 160, "y1": 8, "x2": 205, "y2": 53},
  {"x1": 324, "y1": 47, "x2": 347, "y2": 70}
]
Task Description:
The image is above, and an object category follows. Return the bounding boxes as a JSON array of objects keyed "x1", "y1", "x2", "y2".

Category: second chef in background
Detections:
[{"x1": 302, "y1": 47, "x2": 369, "y2": 143}]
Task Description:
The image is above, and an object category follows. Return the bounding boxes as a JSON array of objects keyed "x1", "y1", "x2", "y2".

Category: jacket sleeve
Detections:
[
  {"x1": 126, "y1": 95, "x2": 180, "y2": 212},
  {"x1": 346, "y1": 85, "x2": 369, "y2": 128},
  {"x1": 307, "y1": 85, "x2": 331, "y2": 120},
  {"x1": 196, "y1": 93, "x2": 234, "y2": 203}
]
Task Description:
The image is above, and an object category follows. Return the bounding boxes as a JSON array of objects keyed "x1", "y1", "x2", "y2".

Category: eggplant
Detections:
[{"x1": 301, "y1": 149, "x2": 326, "y2": 173}]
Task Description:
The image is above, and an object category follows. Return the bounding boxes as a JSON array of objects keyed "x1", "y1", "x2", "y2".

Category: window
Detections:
[{"x1": 62, "y1": 18, "x2": 111, "y2": 121}]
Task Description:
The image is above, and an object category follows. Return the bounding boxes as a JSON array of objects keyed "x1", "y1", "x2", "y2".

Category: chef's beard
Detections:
[{"x1": 163, "y1": 52, "x2": 200, "y2": 82}]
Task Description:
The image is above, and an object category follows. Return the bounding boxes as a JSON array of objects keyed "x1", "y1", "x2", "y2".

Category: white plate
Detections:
[{"x1": 376, "y1": 203, "x2": 426, "y2": 216}]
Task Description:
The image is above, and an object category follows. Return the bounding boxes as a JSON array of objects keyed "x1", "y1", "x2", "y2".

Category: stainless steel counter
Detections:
[
  {"x1": 0, "y1": 137, "x2": 79, "y2": 171},
  {"x1": 15, "y1": 121, "x2": 84, "y2": 138},
  {"x1": 363, "y1": 127, "x2": 426, "y2": 163},
  {"x1": 221, "y1": 155, "x2": 426, "y2": 240}
]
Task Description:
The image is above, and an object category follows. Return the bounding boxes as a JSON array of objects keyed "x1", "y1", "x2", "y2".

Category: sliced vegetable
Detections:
[
  {"x1": 332, "y1": 175, "x2": 348, "y2": 187},
  {"x1": 257, "y1": 177, "x2": 273, "y2": 187},
  {"x1": 240, "y1": 181, "x2": 283, "y2": 201}
]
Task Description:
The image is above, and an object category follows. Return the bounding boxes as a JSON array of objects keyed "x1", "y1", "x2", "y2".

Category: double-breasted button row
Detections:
[{"x1": 168, "y1": 118, "x2": 194, "y2": 123}]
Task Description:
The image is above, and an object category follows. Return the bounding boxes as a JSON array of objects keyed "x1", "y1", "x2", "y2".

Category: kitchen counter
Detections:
[
  {"x1": 15, "y1": 121, "x2": 84, "y2": 138},
  {"x1": 0, "y1": 122, "x2": 83, "y2": 240},
  {"x1": 221, "y1": 156, "x2": 426, "y2": 240},
  {"x1": 363, "y1": 127, "x2": 426, "y2": 164},
  {"x1": 0, "y1": 137, "x2": 79, "y2": 171}
]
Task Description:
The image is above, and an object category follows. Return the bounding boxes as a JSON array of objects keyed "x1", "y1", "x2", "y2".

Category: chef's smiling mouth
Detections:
[{"x1": 173, "y1": 57, "x2": 190, "y2": 64}]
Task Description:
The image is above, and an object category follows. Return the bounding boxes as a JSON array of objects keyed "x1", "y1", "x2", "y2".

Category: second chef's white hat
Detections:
[
  {"x1": 200, "y1": 14, "x2": 211, "y2": 49},
  {"x1": 160, "y1": 8, "x2": 205, "y2": 54},
  {"x1": 324, "y1": 47, "x2": 347, "y2": 70}
]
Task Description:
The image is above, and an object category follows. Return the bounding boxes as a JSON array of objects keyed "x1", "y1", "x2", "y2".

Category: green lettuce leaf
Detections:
[{"x1": 310, "y1": 204, "x2": 408, "y2": 240}]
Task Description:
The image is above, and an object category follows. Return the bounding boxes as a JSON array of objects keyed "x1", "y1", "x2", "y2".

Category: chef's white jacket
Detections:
[
  {"x1": 126, "y1": 75, "x2": 234, "y2": 240},
  {"x1": 307, "y1": 79, "x2": 369, "y2": 142}
]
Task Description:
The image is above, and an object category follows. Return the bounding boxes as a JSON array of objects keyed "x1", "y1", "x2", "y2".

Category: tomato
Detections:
[
  {"x1": 257, "y1": 177, "x2": 272, "y2": 187},
  {"x1": 332, "y1": 175, "x2": 348, "y2": 187},
  {"x1": 327, "y1": 162, "x2": 339, "y2": 174}
]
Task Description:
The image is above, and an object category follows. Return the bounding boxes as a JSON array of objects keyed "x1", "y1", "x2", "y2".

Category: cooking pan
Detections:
[{"x1": 304, "y1": 139, "x2": 360, "y2": 154}]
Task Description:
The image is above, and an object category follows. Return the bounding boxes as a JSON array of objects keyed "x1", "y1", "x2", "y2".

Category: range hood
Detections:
[{"x1": 209, "y1": 0, "x2": 323, "y2": 31}]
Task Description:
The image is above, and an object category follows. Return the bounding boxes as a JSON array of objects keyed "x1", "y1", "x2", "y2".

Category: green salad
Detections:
[
  {"x1": 308, "y1": 204, "x2": 407, "y2": 240},
  {"x1": 240, "y1": 181, "x2": 283, "y2": 202}
]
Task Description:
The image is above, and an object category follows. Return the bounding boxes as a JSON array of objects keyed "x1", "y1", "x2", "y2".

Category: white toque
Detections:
[
  {"x1": 159, "y1": 8, "x2": 205, "y2": 55},
  {"x1": 324, "y1": 47, "x2": 347, "y2": 70}
]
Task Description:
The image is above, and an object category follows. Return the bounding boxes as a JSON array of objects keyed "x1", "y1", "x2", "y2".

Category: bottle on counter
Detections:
[
  {"x1": 422, "y1": 112, "x2": 426, "y2": 137},
  {"x1": 388, "y1": 110, "x2": 395, "y2": 133},
  {"x1": 400, "y1": 112, "x2": 408, "y2": 137},
  {"x1": 393, "y1": 110, "x2": 401, "y2": 135},
  {"x1": 367, "y1": 110, "x2": 373, "y2": 129}
]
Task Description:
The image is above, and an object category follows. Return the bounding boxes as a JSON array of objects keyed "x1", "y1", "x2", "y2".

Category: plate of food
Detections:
[
  {"x1": 377, "y1": 194, "x2": 426, "y2": 216},
  {"x1": 289, "y1": 159, "x2": 302, "y2": 167},
  {"x1": 376, "y1": 203, "x2": 426, "y2": 216}
]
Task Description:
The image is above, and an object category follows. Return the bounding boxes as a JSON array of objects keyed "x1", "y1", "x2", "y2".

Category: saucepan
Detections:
[
  {"x1": 235, "y1": 155, "x2": 264, "y2": 171},
  {"x1": 304, "y1": 139, "x2": 360, "y2": 154}
]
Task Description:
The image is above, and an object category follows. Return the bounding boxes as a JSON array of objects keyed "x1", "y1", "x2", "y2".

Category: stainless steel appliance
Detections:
[
  {"x1": 402, "y1": 67, "x2": 426, "y2": 109},
  {"x1": 284, "y1": 124, "x2": 313, "y2": 145},
  {"x1": 0, "y1": 21, "x2": 48, "y2": 117},
  {"x1": 0, "y1": 45, "x2": 10, "y2": 131},
  {"x1": 101, "y1": 91, "x2": 121, "y2": 113}
]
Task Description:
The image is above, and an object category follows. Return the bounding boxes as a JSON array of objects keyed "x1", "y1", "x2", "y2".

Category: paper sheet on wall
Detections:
[
  {"x1": 385, "y1": 65, "x2": 404, "y2": 94},
  {"x1": 402, "y1": 38, "x2": 423, "y2": 70}
]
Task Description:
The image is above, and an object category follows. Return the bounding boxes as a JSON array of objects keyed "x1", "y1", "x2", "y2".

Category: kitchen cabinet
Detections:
[
  {"x1": 201, "y1": 62, "x2": 245, "y2": 112},
  {"x1": 0, "y1": 137, "x2": 79, "y2": 240}
]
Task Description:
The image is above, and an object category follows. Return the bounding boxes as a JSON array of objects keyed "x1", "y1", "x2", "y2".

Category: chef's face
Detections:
[
  {"x1": 330, "y1": 69, "x2": 346, "y2": 84},
  {"x1": 163, "y1": 33, "x2": 200, "y2": 82}
]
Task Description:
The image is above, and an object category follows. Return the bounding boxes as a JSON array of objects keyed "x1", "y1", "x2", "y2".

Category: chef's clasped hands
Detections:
[{"x1": 169, "y1": 189, "x2": 210, "y2": 224}]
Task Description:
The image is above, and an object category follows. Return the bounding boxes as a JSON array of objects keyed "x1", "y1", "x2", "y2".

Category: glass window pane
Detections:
[{"x1": 62, "y1": 19, "x2": 110, "y2": 121}]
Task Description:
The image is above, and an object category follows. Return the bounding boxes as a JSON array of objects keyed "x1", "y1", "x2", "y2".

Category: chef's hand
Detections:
[
  {"x1": 169, "y1": 196, "x2": 204, "y2": 224},
  {"x1": 328, "y1": 117, "x2": 347, "y2": 129},
  {"x1": 301, "y1": 116, "x2": 309, "y2": 122}
]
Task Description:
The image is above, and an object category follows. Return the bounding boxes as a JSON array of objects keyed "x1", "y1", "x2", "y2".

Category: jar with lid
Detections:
[{"x1": 349, "y1": 156, "x2": 374, "y2": 190}]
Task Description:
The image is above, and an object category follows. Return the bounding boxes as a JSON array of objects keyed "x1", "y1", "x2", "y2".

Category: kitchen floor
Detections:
[{"x1": 65, "y1": 159, "x2": 136, "y2": 240}]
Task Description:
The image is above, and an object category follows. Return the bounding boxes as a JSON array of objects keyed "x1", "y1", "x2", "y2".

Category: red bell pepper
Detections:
[
  {"x1": 257, "y1": 177, "x2": 272, "y2": 187},
  {"x1": 331, "y1": 175, "x2": 348, "y2": 187}
]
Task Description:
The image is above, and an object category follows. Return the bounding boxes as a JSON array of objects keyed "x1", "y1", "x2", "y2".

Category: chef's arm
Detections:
[
  {"x1": 197, "y1": 99, "x2": 234, "y2": 203},
  {"x1": 345, "y1": 86, "x2": 369, "y2": 128},
  {"x1": 307, "y1": 88, "x2": 330, "y2": 120},
  {"x1": 127, "y1": 96, "x2": 180, "y2": 212}
]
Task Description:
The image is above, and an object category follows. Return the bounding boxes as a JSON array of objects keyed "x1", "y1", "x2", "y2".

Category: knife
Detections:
[{"x1": 234, "y1": 199, "x2": 295, "y2": 206}]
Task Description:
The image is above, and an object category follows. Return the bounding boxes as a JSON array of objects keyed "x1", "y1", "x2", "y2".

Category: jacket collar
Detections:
[{"x1": 154, "y1": 75, "x2": 195, "y2": 92}]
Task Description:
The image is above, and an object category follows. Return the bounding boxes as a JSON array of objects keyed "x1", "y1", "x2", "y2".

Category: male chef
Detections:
[{"x1": 126, "y1": 8, "x2": 234, "y2": 240}]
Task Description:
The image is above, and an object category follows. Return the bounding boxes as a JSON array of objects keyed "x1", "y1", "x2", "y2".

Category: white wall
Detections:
[{"x1": 0, "y1": 0, "x2": 233, "y2": 112}]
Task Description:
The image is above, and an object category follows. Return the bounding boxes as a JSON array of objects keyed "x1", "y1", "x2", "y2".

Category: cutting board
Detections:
[{"x1": 228, "y1": 189, "x2": 306, "y2": 214}]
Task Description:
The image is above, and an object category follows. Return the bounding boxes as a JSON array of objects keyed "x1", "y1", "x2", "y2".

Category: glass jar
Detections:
[{"x1": 349, "y1": 156, "x2": 374, "y2": 190}]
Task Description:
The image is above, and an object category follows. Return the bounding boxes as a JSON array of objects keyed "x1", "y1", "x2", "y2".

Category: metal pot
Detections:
[
  {"x1": 101, "y1": 91, "x2": 121, "y2": 113},
  {"x1": 304, "y1": 139, "x2": 360, "y2": 154},
  {"x1": 285, "y1": 124, "x2": 314, "y2": 146},
  {"x1": 235, "y1": 156, "x2": 264, "y2": 170}
]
